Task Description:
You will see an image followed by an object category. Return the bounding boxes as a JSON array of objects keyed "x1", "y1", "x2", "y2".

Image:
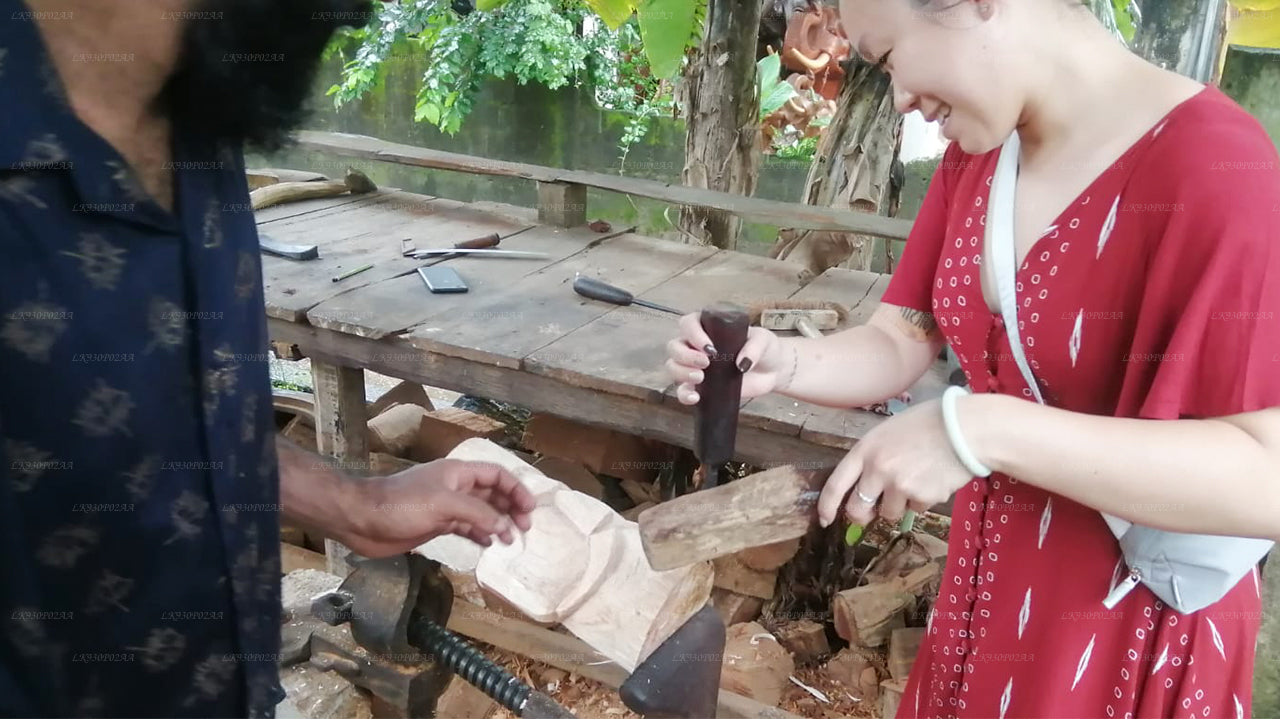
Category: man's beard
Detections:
[{"x1": 163, "y1": 0, "x2": 375, "y2": 153}]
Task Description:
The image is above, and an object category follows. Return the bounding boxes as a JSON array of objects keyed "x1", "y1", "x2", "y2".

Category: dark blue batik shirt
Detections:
[{"x1": 0, "y1": 7, "x2": 284, "y2": 717}]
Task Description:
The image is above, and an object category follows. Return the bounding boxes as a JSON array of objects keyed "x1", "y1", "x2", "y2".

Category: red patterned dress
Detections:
[{"x1": 879, "y1": 85, "x2": 1280, "y2": 718}]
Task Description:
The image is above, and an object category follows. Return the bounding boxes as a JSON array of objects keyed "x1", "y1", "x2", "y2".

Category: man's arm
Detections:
[{"x1": 275, "y1": 435, "x2": 535, "y2": 557}]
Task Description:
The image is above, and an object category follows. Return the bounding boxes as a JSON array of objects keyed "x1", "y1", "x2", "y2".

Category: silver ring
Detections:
[{"x1": 854, "y1": 487, "x2": 877, "y2": 505}]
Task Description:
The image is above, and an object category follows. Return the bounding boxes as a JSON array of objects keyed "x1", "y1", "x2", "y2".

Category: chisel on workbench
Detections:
[
  {"x1": 571, "y1": 276, "x2": 684, "y2": 315},
  {"x1": 694, "y1": 302, "x2": 750, "y2": 490}
]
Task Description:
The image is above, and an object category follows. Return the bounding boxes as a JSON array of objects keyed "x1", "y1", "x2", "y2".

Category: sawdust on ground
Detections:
[{"x1": 469, "y1": 643, "x2": 877, "y2": 719}]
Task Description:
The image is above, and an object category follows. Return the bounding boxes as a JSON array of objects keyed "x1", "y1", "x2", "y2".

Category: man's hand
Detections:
[{"x1": 339, "y1": 459, "x2": 536, "y2": 558}]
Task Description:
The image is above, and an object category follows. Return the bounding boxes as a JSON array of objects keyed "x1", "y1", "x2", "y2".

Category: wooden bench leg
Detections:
[
  {"x1": 537, "y1": 181, "x2": 587, "y2": 228},
  {"x1": 310, "y1": 360, "x2": 369, "y2": 579}
]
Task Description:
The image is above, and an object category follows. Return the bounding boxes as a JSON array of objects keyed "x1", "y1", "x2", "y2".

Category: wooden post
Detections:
[
  {"x1": 310, "y1": 360, "x2": 369, "y2": 578},
  {"x1": 536, "y1": 181, "x2": 586, "y2": 227},
  {"x1": 677, "y1": 0, "x2": 763, "y2": 249}
]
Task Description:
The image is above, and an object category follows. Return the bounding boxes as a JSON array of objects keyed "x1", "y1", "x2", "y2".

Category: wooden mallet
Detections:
[{"x1": 636, "y1": 464, "x2": 831, "y2": 571}]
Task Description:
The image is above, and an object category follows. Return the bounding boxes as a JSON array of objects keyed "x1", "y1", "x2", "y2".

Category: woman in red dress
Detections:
[{"x1": 664, "y1": 0, "x2": 1280, "y2": 717}]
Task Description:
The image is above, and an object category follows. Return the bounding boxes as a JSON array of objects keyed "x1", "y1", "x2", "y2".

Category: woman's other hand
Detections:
[
  {"x1": 664, "y1": 311, "x2": 792, "y2": 405},
  {"x1": 817, "y1": 397, "x2": 978, "y2": 527}
]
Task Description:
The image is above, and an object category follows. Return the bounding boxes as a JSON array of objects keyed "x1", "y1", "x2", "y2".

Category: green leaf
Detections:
[
  {"x1": 585, "y1": 0, "x2": 635, "y2": 29},
  {"x1": 636, "y1": 0, "x2": 699, "y2": 79},
  {"x1": 844, "y1": 524, "x2": 864, "y2": 546},
  {"x1": 757, "y1": 54, "x2": 796, "y2": 119},
  {"x1": 477, "y1": 0, "x2": 513, "y2": 10},
  {"x1": 416, "y1": 101, "x2": 441, "y2": 125}
]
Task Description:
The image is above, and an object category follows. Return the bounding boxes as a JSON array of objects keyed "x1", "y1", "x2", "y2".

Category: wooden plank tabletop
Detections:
[
  {"x1": 525, "y1": 250, "x2": 804, "y2": 403},
  {"x1": 407, "y1": 233, "x2": 716, "y2": 368},
  {"x1": 258, "y1": 193, "x2": 527, "y2": 323}
]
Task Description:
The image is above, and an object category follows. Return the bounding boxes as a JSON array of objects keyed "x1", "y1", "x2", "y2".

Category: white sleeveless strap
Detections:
[
  {"x1": 988, "y1": 131, "x2": 1046, "y2": 405},
  {"x1": 987, "y1": 133, "x2": 1134, "y2": 539}
]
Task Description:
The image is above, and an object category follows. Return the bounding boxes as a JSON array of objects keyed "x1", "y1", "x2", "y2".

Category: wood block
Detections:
[
  {"x1": 719, "y1": 622, "x2": 795, "y2": 706},
  {"x1": 738, "y1": 538, "x2": 802, "y2": 572},
  {"x1": 416, "y1": 407, "x2": 506, "y2": 462},
  {"x1": 282, "y1": 415, "x2": 317, "y2": 452},
  {"x1": 441, "y1": 566, "x2": 487, "y2": 609},
  {"x1": 521, "y1": 413, "x2": 659, "y2": 484},
  {"x1": 366, "y1": 403, "x2": 428, "y2": 457},
  {"x1": 532, "y1": 455, "x2": 605, "y2": 499},
  {"x1": 773, "y1": 619, "x2": 830, "y2": 665},
  {"x1": 369, "y1": 452, "x2": 416, "y2": 477},
  {"x1": 710, "y1": 589, "x2": 764, "y2": 626},
  {"x1": 620, "y1": 478, "x2": 658, "y2": 505},
  {"x1": 537, "y1": 180, "x2": 587, "y2": 227},
  {"x1": 281, "y1": 524, "x2": 307, "y2": 547},
  {"x1": 436, "y1": 676, "x2": 499, "y2": 719},
  {"x1": 832, "y1": 584, "x2": 912, "y2": 647},
  {"x1": 713, "y1": 555, "x2": 778, "y2": 600},
  {"x1": 862, "y1": 667, "x2": 883, "y2": 701},
  {"x1": 281, "y1": 543, "x2": 328, "y2": 574},
  {"x1": 367, "y1": 379, "x2": 435, "y2": 419},
  {"x1": 823, "y1": 647, "x2": 874, "y2": 687},
  {"x1": 622, "y1": 501, "x2": 656, "y2": 522},
  {"x1": 888, "y1": 627, "x2": 926, "y2": 680},
  {"x1": 415, "y1": 438, "x2": 714, "y2": 671},
  {"x1": 879, "y1": 678, "x2": 908, "y2": 718},
  {"x1": 637, "y1": 465, "x2": 825, "y2": 571}
]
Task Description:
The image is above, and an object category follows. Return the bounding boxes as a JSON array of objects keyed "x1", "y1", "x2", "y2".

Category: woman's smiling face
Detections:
[{"x1": 837, "y1": 0, "x2": 1028, "y2": 154}]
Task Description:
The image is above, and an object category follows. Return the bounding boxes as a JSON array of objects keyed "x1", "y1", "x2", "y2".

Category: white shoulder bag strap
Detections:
[
  {"x1": 988, "y1": 132, "x2": 1134, "y2": 541},
  {"x1": 988, "y1": 131, "x2": 1045, "y2": 405}
]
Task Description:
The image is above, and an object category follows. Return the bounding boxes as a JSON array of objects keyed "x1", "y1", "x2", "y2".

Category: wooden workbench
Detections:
[{"x1": 258, "y1": 186, "x2": 949, "y2": 475}]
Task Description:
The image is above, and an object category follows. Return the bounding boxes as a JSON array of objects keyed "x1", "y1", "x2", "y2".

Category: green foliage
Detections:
[
  {"x1": 325, "y1": 0, "x2": 703, "y2": 156},
  {"x1": 1089, "y1": 0, "x2": 1141, "y2": 44},
  {"x1": 775, "y1": 135, "x2": 819, "y2": 161},
  {"x1": 757, "y1": 53, "x2": 797, "y2": 120}
]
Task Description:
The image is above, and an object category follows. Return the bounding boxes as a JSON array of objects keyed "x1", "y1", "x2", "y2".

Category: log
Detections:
[
  {"x1": 621, "y1": 501, "x2": 656, "y2": 522},
  {"x1": 713, "y1": 555, "x2": 778, "y2": 600},
  {"x1": 832, "y1": 584, "x2": 912, "y2": 648},
  {"x1": 879, "y1": 678, "x2": 908, "y2": 718},
  {"x1": 738, "y1": 538, "x2": 802, "y2": 572},
  {"x1": 250, "y1": 168, "x2": 376, "y2": 211},
  {"x1": 414, "y1": 438, "x2": 714, "y2": 671},
  {"x1": 888, "y1": 627, "x2": 926, "y2": 681},
  {"x1": 637, "y1": 465, "x2": 826, "y2": 571},
  {"x1": 711, "y1": 589, "x2": 764, "y2": 626},
  {"x1": 366, "y1": 379, "x2": 435, "y2": 418},
  {"x1": 366, "y1": 403, "x2": 428, "y2": 457},
  {"x1": 720, "y1": 622, "x2": 795, "y2": 706},
  {"x1": 823, "y1": 647, "x2": 874, "y2": 688},
  {"x1": 532, "y1": 455, "x2": 605, "y2": 500},
  {"x1": 416, "y1": 407, "x2": 506, "y2": 462},
  {"x1": 281, "y1": 543, "x2": 327, "y2": 574},
  {"x1": 521, "y1": 413, "x2": 661, "y2": 484},
  {"x1": 773, "y1": 619, "x2": 830, "y2": 665},
  {"x1": 445, "y1": 599, "x2": 799, "y2": 719}
]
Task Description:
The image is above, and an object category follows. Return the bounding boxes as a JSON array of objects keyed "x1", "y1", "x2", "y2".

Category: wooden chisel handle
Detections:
[
  {"x1": 695, "y1": 303, "x2": 750, "y2": 488},
  {"x1": 454, "y1": 232, "x2": 501, "y2": 250}
]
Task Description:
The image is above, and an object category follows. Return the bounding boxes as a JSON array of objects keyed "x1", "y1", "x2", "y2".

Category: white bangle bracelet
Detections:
[{"x1": 941, "y1": 385, "x2": 992, "y2": 478}]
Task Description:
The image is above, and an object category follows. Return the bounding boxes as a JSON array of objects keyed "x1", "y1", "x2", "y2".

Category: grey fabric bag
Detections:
[{"x1": 987, "y1": 131, "x2": 1273, "y2": 614}]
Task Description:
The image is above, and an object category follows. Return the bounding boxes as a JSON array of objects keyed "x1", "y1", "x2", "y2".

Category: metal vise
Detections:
[
  {"x1": 281, "y1": 553, "x2": 728, "y2": 718},
  {"x1": 281, "y1": 553, "x2": 571, "y2": 718}
]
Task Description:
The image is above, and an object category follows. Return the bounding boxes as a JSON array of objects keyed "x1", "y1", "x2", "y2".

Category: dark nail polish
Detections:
[
  {"x1": 703, "y1": 344, "x2": 716, "y2": 356},
  {"x1": 738, "y1": 358, "x2": 753, "y2": 373}
]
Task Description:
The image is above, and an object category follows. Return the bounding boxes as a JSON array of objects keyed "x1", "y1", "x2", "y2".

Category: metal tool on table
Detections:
[
  {"x1": 571, "y1": 275, "x2": 684, "y2": 315},
  {"x1": 694, "y1": 302, "x2": 750, "y2": 491},
  {"x1": 259, "y1": 232, "x2": 319, "y2": 260},
  {"x1": 411, "y1": 248, "x2": 550, "y2": 260}
]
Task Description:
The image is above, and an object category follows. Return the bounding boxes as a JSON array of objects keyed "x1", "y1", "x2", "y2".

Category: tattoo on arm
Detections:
[{"x1": 898, "y1": 306, "x2": 939, "y2": 338}]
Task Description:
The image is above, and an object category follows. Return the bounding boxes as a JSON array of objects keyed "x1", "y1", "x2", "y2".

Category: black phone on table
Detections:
[{"x1": 417, "y1": 266, "x2": 468, "y2": 293}]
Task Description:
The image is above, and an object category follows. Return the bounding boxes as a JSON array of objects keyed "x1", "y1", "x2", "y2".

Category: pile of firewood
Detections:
[{"x1": 274, "y1": 381, "x2": 949, "y2": 719}]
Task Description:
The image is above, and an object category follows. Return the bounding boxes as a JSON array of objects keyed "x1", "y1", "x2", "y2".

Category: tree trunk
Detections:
[
  {"x1": 1132, "y1": 0, "x2": 1227, "y2": 81},
  {"x1": 678, "y1": 0, "x2": 764, "y2": 249},
  {"x1": 769, "y1": 60, "x2": 903, "y2": 279}
]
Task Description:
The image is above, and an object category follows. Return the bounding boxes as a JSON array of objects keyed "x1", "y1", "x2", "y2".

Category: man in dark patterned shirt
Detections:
[{"x1": 0, "y1": 0, "x2": 535, "y2": 716}]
